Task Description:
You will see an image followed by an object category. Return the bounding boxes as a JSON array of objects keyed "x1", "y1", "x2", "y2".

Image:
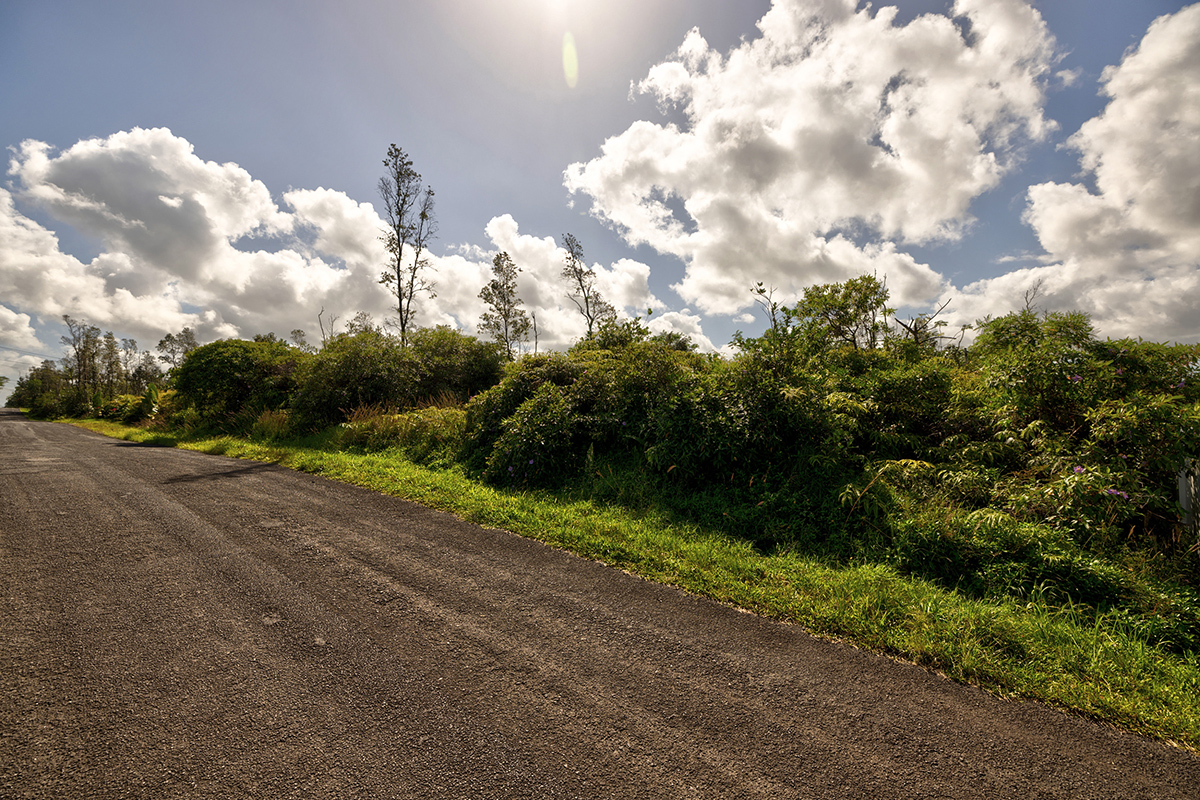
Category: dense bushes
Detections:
[
  {"x1": 7, "y1": 360, "x2": 71, "y2": 418},
  {"x1": 291, "y1": 326, "x2": 502, "y2": 427},
  {"x1": 10, "y1": 322, "x2": 505, "y2": 432},
  {"x1": 462, "y1": 343, "x2": 710, "y2": 484},
  {"x1": 462, "y1": 353, "x2": 586, "y2": 473},
  {"x1": 335, "y1": 404, "x2": 467, "y2": 467},
  {"x1": 174, "y1": 338, "x2": 306, "y2": 429},
  {"x1": 407, "y1": 326, "x2": 506, "y2": 402},
  {"x1": 290, "y1": 329, "x2": 417, "y2": 426}
]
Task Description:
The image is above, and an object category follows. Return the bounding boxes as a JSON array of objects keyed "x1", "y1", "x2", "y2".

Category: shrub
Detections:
[
  {"x1": 408, "y1": 325, "x2": 504, "y2": 402},
  {"x1": 290, "y1": 330, "x2": 418, "y2": 427},
  {"x1": 98, "y1": 394, "x2": 147, "y2": 423},
  {"x1": 291, "y1": 327, "x2": 503, "y2": 429},
  {"x1": 463, "y1": 353, "x2": 584, "y2": 470},
  {"x1": 28, "y1": 392, "x2": 66, "y2": 420},
  {"x1": 250, "y1": 409, "x2": 294, "y2": 441},
  {"x1": 335, "y1": 404, "x2": 467, "y2": 467},
  {"x1": 174, "y1": 338, "x2": 306, "y2": 428},
  {"x1": 482, "y1": 382, "x2": 581, "y2": 487}
]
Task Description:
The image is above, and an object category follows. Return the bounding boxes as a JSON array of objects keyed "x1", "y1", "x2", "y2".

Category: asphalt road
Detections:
[{"x1": 2, "y1": 408, "x2": 1198, "y2": 799}]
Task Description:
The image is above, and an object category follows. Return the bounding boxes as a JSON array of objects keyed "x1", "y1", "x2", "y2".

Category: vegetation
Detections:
[
  {"x1": 478, "y1": 251, "x2": 531, "y2": 360},
  {"x1": 560, "y1": 233, "x2": 616, "y2": 337},
  {"x1": 6, "y1": 315, "x2": 163, "y2": 418},
  {"x1": 14, "y1": 273, "x2": 1200, "y2": 751},
  {"x1": 378, "y1": 143, "x2": 437, "y2": 347}
]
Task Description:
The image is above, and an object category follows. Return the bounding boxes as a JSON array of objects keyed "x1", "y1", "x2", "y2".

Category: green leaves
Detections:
[
  {"x1": 174, "y1": 338, "x2": 305, "y2": 427},
  {"x1": 478, "y1": 251, "x2": 531, "y2": 360}
]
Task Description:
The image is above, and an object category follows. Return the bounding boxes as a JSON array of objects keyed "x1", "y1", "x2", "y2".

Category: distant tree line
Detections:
[{"x1": 4, "y1": 315, "x2": 176, "y2": 419}]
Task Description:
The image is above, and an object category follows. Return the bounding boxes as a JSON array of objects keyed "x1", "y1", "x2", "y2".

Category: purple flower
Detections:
[
  {"x1": 1073, "y1": 466, "x2": 1085, "y2": 474},
  {"x1": 528, "y1": 459, "x2": 534, "y2": 464},
  {"x1": 1069, "y1": 375, "x2": 1082, "y2": 382},
  {"x1": 1104, "y1": 489, "x2": 1130, "y2": 500}
]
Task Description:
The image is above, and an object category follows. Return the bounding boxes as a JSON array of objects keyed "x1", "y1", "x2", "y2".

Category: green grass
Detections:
[{"x1": 70, "y1": 417, "x2": 1200, "y2": 752}]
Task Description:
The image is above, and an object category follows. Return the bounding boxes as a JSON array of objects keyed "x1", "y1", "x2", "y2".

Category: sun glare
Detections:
[{"x1": 562, "y1": 31, "x2": 579, "y2": 88}]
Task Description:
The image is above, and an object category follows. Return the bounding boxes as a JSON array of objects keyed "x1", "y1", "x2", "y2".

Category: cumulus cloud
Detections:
[
  {"x1": 3, "y1": 128, "x2": 376, "y2": 347},
  {"x1": 565, "y1": 0, "x2": 1057, "y2": 315},
  {"x1": 950, "y1": 4, "x2": 1200, "y2": 342},
  {"x1": 0, "y1": 307, "x2": 43, "y2": 357}
]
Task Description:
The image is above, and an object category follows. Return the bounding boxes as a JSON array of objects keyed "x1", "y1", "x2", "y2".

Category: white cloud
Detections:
[
  {"x1": 564, "y1": 0, "x2": 1056, "y2": 315},
  {"x1": 0, "y1": 305, "x2": 45, "y2": 356},
  {"x1": 647, "y1": 309, "x2": 718, "y2": 352},
  {"x1": 0, "y1": 185, "x2": 198, "y2": 339},
  {"x1": 951, "y1": 4, "x2": 1200, "y2": 342},
  {"x1": 2, "y1": 130, "x2": 396, "y2": 355}
]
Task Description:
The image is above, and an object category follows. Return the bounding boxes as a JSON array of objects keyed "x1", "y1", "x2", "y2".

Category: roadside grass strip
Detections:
[{"x1": 73, "y1": 418, "x2": 1200, "y2": 752}]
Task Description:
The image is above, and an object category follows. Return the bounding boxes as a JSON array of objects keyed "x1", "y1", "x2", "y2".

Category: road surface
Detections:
[{"x1": 2, "y1": 408, "x2": 1198, "y2": 798}]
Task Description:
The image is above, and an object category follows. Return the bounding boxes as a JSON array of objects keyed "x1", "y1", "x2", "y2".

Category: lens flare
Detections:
[{"x1": 562, "y1": 31, "x2": 579, "y2": 88}]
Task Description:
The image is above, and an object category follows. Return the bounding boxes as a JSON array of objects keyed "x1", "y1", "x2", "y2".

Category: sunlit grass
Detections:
[{"x1": 70, "y1": 417, "x2": 1200, "y2": 751}]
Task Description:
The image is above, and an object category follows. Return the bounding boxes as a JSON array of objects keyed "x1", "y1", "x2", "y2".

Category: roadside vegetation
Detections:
[{"x1": 11, "y1": 273, "x2": 1200, "y2": 751}]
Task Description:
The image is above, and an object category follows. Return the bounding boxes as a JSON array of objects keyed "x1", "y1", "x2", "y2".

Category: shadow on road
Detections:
[{"x1": 160, "y1": 461, "x2": 280, "y2": 484}]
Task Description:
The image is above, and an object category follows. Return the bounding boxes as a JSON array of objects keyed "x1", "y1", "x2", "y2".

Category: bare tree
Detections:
[
  {"x1": 378, "y1": 143, "x2": 437, "y2": 347},
  {"x1": 893, "y1": 297, "x2": 954, "y2": 352},
  {"x1": 478, "y1": 251, "x2": 531, "y2": 360},
  {"x1": 560, "y1": 233, "x2": 615, "y2": 338},
  {"x1": 317, "y1": 306, "x2": 339, "y2": 348},
  {"x1": 1023, "y1": 278, "x2": 1046, "y2": 312}
]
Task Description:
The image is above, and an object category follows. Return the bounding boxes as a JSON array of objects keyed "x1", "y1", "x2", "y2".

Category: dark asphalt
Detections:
[{"x1": 2, "y1": 408, "x2": 1198, "y2": 799}]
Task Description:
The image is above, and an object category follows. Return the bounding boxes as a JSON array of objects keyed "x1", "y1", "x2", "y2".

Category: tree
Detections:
[
  {"x1": 99, "y1": 331, "x2": 123, "y2": 398},
  {"x1": 478, "y1": 251, "x2": 531, "y2": 360},
  {"x1": 560, "y1": 233, "x2": 615, "y2": 338},
  {"x1": 5, "y1": 360, "x2": 68, "y2": 416},
  {"x1": 892, "y1": 297, "x2": 954, "y2": 358},
  {"x1": 787, "y1": 274, "x2": 892, "y2": 353},
  {"x1": 129, "y1": 351, "x2": 162, "y2": 395},
  {"x1": 120, "y1": 338, "x2": 141, "y2": 390},
  {"x1": 378, "y1": 143, "x2": 437, "y2": 348},
  {"x1": 346, "y1": 311, "x2": 378, "y2": 336},
  {"x1": 157, "y1": 327, "x2": 199, "y2": 369},
  {"x1": 61, "y1": 315, "x2": 101, "y2": 414},
  {"x1": 290, "y1": 329, "x2": 315, "y2": 353},
  {"x1": 318, "y1": 307, "x2": 340, "y2": 348}
]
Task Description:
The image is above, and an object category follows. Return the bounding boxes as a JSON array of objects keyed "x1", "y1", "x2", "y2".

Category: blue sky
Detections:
[{"x1": 2, "y1": 0, "x2": 1198, "y2": 397}]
